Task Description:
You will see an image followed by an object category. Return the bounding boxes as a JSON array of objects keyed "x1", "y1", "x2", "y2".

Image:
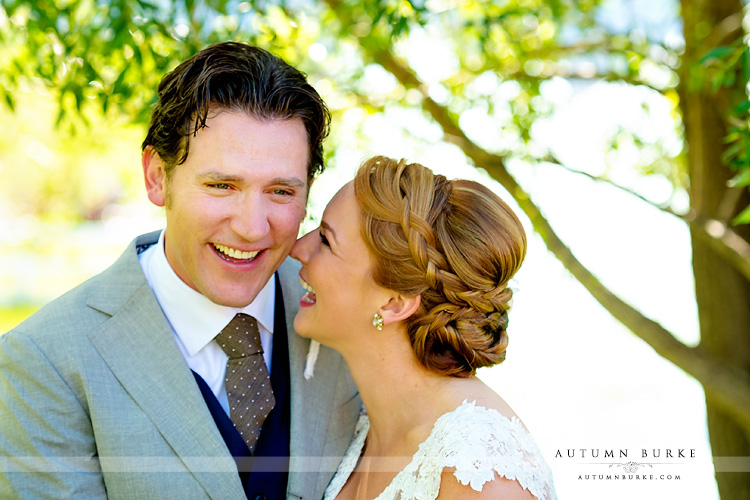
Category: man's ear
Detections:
[
  {"x1": 380, "y1": 294, "x2": 421, "y2": 326},
  {"x1": 142, "y1": 146, "x2": 167, "y2": 207}
]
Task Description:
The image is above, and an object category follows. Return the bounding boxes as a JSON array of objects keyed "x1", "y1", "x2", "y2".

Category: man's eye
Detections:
[
  {"x1": 320, "y1": 231, "x2": 330, "y2": 247},
  {"x1": 273, "y1": 189, "x2": 293, "y2": 196},
  {"x1": 210, "y1": 183, "x2": 230, "y2": 190}
]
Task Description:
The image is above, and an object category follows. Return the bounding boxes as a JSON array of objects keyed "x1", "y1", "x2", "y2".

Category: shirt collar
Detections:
[{"x1": 146, "y1": 230, "x2": 276, "y2": 357}]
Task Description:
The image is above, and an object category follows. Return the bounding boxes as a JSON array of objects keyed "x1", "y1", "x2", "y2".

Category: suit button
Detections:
[{"x1": 253, "y1": 495, "x2": 267, "y2": 500}]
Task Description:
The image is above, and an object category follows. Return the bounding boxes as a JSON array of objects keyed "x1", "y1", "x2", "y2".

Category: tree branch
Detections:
[
  {"x1": 529, "y1": 38, "x2": 680, "y2": 68},
  {"x1": 342, "y1": 20, "x2": 750, "y2": 287},
  {"x1": 478, "y1": 63, "x2": 671, "y2": 94},
  {"x1": 703, "y1": 11, "x2": 744, "y2": 49},
  {"x1": 323, "y1": 2, "x2": 750, "y2": 429},
  {"x1": 542, "y1": 160, "x2": 750, "y2": 283}
]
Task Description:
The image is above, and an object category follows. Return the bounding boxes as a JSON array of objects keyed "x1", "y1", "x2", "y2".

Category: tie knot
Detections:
[{"x1": 215, "y1": 313, "x2": 263, "y2": 359}]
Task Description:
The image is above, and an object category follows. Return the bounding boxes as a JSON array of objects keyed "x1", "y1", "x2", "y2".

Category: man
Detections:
[{"x1": 0, "y1": 42, "x2": 360, "y2": 500}]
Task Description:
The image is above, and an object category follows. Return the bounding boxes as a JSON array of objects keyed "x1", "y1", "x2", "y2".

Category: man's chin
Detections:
[
  {"x1": 200, "y1": 258, "x2": 282, "y2": 307},
  {"x1": 204, "y1": 287, "x2": 264, "y2": 308}
]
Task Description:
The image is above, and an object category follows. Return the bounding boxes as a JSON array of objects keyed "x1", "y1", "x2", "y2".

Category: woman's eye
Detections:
[{"x1": 319, "y1": 231, "x2": 330, "y2": 247}]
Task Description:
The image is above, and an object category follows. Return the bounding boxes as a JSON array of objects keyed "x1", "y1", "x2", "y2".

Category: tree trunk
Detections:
[{"x1": 680, "y1": 0, "x2": 750, "y2": 498}]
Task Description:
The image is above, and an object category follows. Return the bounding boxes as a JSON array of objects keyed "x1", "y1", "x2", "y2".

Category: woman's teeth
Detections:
[
  {"x1": 300, "y1": 278, "x2": 317, "y2": 304},
  {"x1": 214, "y1": 244, "x2": 259, "y2": 260},
  {"x1": 300, "y1": 278, "x2": 316, "y2": 294}
]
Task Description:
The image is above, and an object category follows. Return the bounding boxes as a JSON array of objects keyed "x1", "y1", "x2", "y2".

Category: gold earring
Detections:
[{"x1": 372, "y1": 313, "x2": 384, "y2": 331}]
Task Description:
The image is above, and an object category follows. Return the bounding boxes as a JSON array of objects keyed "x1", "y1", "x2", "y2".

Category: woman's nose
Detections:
[{"x1": 290, "y1": 229, "x2": 315, "y2": 263}]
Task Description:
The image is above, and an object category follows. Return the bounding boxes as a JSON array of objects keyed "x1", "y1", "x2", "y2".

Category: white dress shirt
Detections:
[{"x1": 138, "y1": 230, "x2": 275, "y2": 414}]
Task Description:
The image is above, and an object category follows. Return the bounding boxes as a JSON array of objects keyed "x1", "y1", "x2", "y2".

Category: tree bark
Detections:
[{"x1": 680, "y1": 0, "x2": 750, "y2": 498}]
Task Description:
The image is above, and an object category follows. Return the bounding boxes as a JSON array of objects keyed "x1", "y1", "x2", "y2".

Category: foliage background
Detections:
[{"x1": 3, "y1": 0, "x2": 750, "y2": 498}]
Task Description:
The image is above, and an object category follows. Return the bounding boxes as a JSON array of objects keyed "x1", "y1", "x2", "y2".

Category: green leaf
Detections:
[
  {"x1": 393, "y1": 16, "x2": 409, "y2": 37},
  {"x1": 731, "y1": 203, "x2": 750, "y2": 225},
  {"x1": 700, "y1": 46, "x2": 735, "y2": 65},
  {"x1": 728, "y1": 169, "x2": 750, "y2": 188},
  {"x1": 111, "y1": 67, "x2": 128, "y2": 95},
  {"x1": 3, "y1": 91, "x2": 14, "y2": 111},
  {"x1": 56, "y1": 106, "x2": 65, "y2": 127},
  {"x1": 722, "y1": 141, "x2": 744, "y2": 160},
  {"x1": 734, "y1": 100, "x2": 750, "y2": 114}
]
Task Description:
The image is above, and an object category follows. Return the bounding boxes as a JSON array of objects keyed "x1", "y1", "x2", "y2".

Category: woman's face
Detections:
[{"x1": 290, "y1": 182, "x2": 387, "y2": 347}]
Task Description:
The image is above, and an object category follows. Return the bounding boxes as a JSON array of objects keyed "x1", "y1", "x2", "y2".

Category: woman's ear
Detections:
[
  {"x1": 380, "y1": 294, "x2": 421, "y2": 326},
  {"x1": 142, "y1": 146, "x2": 167, "y2": 207}
]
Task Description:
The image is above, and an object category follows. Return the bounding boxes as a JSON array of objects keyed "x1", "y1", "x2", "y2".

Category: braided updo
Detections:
[{"x1": 354, "y1": 156, "x2": 527, "y2": 377}]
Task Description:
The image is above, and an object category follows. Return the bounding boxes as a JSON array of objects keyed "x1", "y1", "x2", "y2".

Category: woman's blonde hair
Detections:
[{"x1": 354, "y1": 156, "x2": 527, "y2": 377}]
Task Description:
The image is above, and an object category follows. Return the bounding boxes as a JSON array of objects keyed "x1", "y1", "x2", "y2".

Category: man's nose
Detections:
[{"x1": 231, "y1": 193, "x2": 271, "y2": 241}]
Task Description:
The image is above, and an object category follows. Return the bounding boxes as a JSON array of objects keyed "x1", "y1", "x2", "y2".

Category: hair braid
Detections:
[{"x1": 354, "y1": 156, "x2": 526, "y2": 377}]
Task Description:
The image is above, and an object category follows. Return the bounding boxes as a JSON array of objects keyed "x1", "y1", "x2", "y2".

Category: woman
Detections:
[{"x1": 291, "y1": 156, "x2": 556, "y2": 499}]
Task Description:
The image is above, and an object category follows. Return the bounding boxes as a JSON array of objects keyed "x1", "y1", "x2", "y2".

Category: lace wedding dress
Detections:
[{"x1": 323, "y1": 400, "x2": 557, "y2": 500}]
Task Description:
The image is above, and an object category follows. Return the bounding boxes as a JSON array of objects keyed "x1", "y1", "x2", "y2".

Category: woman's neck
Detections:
[{"x1": 337, "y1": 329, "x2": 477, "y2": 452}]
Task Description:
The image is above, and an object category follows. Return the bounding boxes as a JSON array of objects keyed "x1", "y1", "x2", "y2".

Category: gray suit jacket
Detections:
[{"x1": 0, "y1": 231, "x2": 360, "y2": 500}]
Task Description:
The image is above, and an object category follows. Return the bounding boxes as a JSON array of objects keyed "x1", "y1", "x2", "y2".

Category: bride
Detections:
[{"x1": 291, "y1": 156, "x2": 556, "y2": 500}]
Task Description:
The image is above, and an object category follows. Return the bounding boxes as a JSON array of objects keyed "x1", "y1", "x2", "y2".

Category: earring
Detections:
[{"x1": 372, "y1": 313, "x2": 384, "y2": 331}]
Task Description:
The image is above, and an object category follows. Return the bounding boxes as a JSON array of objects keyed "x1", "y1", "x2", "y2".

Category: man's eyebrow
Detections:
[
  {"x1": 196, "y1": 173, "x2": 307, "y2": 188},
  {"x1": 198, "y1": 170, "x2": 243, "y2": 183},
  {"x1": 270, "y1": 177, "x2": 306, "y2": 189}
]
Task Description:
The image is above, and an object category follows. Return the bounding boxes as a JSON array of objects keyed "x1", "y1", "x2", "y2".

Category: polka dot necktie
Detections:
[{"x1": 215, "y1": 313, "x2": 275, "y2": 454}]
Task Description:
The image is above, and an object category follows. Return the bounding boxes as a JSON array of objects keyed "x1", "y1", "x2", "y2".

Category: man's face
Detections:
[{"x1": 143, "y1": 110, "x2": 309, "y2": 307}]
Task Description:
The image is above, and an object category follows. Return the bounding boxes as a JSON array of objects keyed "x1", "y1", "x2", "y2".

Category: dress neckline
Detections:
[{"x1": 329, "y1": 400, "x2": 521, "y2": 500}]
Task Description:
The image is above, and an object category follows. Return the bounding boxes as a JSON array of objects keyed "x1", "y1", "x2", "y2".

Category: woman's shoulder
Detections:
[
  {"x1": 427, "y1": 400, "x2": 557, "y2": 500},
  {"x1": 430, "y1": 399, "x2": 535, "y2": 456}
]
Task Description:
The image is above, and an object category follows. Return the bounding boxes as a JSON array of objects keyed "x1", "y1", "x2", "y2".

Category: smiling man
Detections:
[
  {"x1": 0, "y1": 43, "x2": 360, "y2": 500},
  {"x1": 143, "y1": 112, "x2": 309, "y2": 308}
]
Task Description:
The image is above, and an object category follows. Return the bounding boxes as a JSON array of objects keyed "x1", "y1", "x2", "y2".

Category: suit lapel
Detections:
[{"x1": 86, "y1": 233, "x2": 244, "y2": 500}]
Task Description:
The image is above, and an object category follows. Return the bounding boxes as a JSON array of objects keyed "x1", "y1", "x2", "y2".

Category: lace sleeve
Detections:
[{"x1": 440, "y1": 401, "x2": 556, "y2": 500}]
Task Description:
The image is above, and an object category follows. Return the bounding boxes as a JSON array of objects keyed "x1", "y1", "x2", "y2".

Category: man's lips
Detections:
[{"x1": 213, "y1": 243, "x2": 261, "y2": 262}]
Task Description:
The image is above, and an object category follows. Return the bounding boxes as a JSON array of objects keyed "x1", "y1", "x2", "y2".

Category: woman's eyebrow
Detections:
[{"x1": 320, "y1": 221, "x2": 337, "y2": 242}]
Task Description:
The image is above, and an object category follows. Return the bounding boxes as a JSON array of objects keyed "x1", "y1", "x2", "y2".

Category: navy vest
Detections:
[{"x1": 192, "y1": 273, "x2": 291, "y2": 500}]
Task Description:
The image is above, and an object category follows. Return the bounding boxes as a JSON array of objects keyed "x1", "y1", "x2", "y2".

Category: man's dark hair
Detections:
[{"x1": 142, "y1": 42, "x2": 330, "y2": 183}]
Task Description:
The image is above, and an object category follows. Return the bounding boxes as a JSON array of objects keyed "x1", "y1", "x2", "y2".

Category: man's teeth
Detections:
[
  {"x1": 214, "y1": 244, "x2": 259, "y2": 260},
  {"x1": 300, "y1": 278, "x2": 316, "y2": 294}
]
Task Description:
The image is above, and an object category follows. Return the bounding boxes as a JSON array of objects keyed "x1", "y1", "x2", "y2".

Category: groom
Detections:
[{"x1": 0, "y1": 42, "x2": 360, "y2": 500}]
